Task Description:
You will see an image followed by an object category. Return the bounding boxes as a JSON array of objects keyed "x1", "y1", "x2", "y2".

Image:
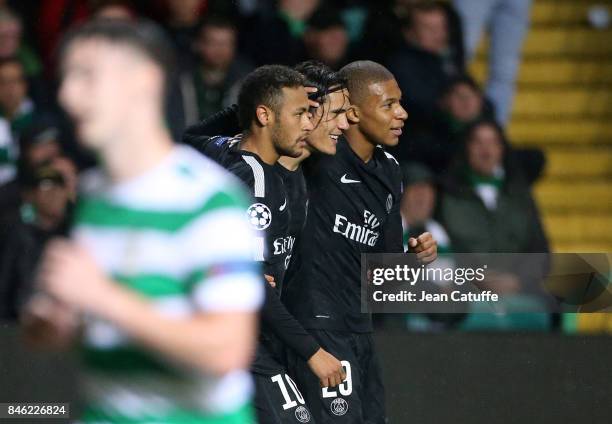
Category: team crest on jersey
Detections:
[
  {"x1": 247, "y1": 203, "x2": 272, "y2": 230},
  {"x1": 294, "y1": 406, "x2": 311, "y2": 422},
  {"x1": 330, "y1": 398, "x2": 348, "y2": 416},
  {"x1": 386, "y1": 193, "x2": 393, "y2": 213}
]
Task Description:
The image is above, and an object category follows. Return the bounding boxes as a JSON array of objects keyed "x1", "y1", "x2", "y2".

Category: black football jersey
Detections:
[
  {"x1": 282, "y1": 137, "x2": 404, "y2": 333},
  {"x1": 274, "y1": 163, "x2": 308, "y2": 274},
  {"x1": 190, "y1": 135, "x2": 292, "y2": 285},
  {"x1": 185, "y1": 125, "x2": 321, "y2": 374}
]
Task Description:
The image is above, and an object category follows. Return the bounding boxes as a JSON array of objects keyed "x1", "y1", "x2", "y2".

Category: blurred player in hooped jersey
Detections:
[{"x1": 22, "y1": 19, "x2": 263, "y2": 424}]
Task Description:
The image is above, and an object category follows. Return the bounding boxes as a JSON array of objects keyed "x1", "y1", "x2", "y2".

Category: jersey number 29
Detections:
[{"x1": 322, "y1": 360, "x2": 353, "y2": 398}]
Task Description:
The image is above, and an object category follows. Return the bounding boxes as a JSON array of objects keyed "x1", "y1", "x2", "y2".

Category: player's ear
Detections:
[
  {"x1": 255, "y1": 105, "x2": 272, "y2": 127},
  {"x1": 347, "y1": 105, "x2": 360, "y2": 124}
]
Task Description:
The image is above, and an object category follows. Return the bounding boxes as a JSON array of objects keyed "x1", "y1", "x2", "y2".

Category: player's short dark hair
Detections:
[
  {"x1": 339, "y1": 60, "x2": 395, "y2": 105},
  {"x1": 294, "y1": 60, "x2": 347, "y2": 102},
  {"x1": 58, "y1": 18, "x2": 175, "y2": 85},
  {"x1": 237, "y1": 65, "x2": 305, "y2": 130}
]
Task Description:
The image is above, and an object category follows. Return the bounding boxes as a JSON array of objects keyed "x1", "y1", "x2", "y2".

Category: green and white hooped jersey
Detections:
[{"x1": 72, "y1": 145, "x2": 263, "y2": 423}]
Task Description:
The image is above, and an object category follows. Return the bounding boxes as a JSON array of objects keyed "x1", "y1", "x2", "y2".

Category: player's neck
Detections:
[
  {"x1": 240, "y1": 131, "x2": 280, "y2": 165},
  {"x1": 344, "y1": 127, "x2": 375, "y2": 163},
  {"x1": 101, "y1": 120, "x2": 174, "y2": 183},
  {"x1": 278, "y1": 148, "x2": 310, "y2": 171}
]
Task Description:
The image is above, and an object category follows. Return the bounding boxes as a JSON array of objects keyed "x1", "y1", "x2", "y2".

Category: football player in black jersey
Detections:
[
  {"x1": 184, "y1": 63, "x2": 351, "y2": 424},
  {"x1": 283, "y1": 61, "x2": 437, "y2": 423},
  {"x1": 276, "y1": 61, "x2": 351, "y2": 247}
]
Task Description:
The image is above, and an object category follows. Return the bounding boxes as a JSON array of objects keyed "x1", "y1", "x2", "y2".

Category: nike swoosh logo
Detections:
[
  {"x1": 279, "y1": 198, "x2": 287, "y2": 211},
  {"x1": 340, "y1": 174, "x2": 361, "y2": 184}
]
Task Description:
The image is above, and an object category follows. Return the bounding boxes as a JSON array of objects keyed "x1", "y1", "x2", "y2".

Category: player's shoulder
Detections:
[
  {"x1": 173, "y1": 144, "x2": 236, "y2": 185},
  {"x1": 230, "y1": 152, "x2": 281, "y2": 197},
  {"x1": 227, "y1": 154, "x2": 257, "y2": 186},
  {"x1": 375, "y1": 145, "x2": 400, "y2": 167},
  {"x1": 167, "y1": 145, "x2": 252, "y2": 214},
  {"x1": 123, "y1": 145, "x2": 245, "y2": 211},
  {"x1": 375, "y1": 146, "x2": 402, "y2": 179}
]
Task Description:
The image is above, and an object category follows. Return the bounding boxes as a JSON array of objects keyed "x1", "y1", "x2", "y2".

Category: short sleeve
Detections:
[{"x1": 182, "y1": 185, "x2": 264, "y2": 312}]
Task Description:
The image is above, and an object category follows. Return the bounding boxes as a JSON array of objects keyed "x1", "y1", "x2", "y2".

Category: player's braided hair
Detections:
[{"x1": 237, "y1": 65, "x2": 305, "y2": 131}]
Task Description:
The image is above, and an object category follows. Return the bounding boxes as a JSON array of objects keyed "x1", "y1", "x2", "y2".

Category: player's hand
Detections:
[
  {"x1": 408, "y1": 232, "x2": 437, "y2": 263},
  {"x1": 307, "y1": 348, "x2": 346, "y2": 388},
  {"x1": 305, "y1": 86, "x2": 320, "y2": 109},
  {"x1": 22, "y1": 294, "x2": 79, "y2": 349},
  {"x1": 264, "y1": 274, "x2": 276, "y2": 288},
  {"x1": 38, "y1": 239, "x2": 116, "y2": 315}
]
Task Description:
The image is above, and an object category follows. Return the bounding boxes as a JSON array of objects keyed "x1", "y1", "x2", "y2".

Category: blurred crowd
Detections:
[{"x1": 0, "y1": 0, "x2": 552, "y2": 330}]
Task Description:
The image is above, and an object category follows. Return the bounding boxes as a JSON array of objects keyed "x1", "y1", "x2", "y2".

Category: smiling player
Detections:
[{"x1": 283, "y1": 61, "x2": 437, "y2": 423}]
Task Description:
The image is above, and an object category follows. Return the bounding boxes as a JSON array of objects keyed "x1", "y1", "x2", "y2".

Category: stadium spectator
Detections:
[
  {"x1": 0, "y1": 122, "x2": 70, "y2": 233},
  {"x1": 398, "y1": 161, "x2": 465, "y2": 331},
  {"x1": 453, "y1": 0, "x2": 532, "y2": 125},
  {"x1": 436, "y1": 119, "x2": 549, "y2": 296},
  {"x1": 178, "y1": 17, "x2": 252, "y2": 126},
  {"x1": 387, "y1": 1, "x2": 463, "y2": 131},
  {"x1": 401, "y1": 162, "x2": 451, "y2": 253},
  {"x1": 304, "y1": 6, "x2": 351, "y2": 69},
  {"x1": 359, "y1": 0, "x2": 464, "y2": 67},
  {"x1": 163, "y1": 0, "x2": 207, "y2": 63},
  {"x1": 404, "y1": 75, "x2": 492, "y2": 173},
  {"x1": 36, "y1": 0, "x2": 91, "y2": 70},
  {"x1": 0, "y1": 8, "x2": 42, "y2": 79},
  {"x1": 0, "y1": 162, "x2": 73, "y2": 321},
  {"x1": 242, "y1": 0, "x2": 319, "y2": 65},
  {"x1": 405, "y1": 75, "x2": 545, "y2": 182},
  {"x1": 0, "y1": 7, "x2": 48, "y2": 105},
  {"x1": 0, "y1": 57, "x2": 36, "y2": 137}
]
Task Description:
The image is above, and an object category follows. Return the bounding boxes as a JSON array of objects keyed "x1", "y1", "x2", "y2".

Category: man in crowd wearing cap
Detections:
[
  {"x1": 0, "y1": 163, "x2": 72, "y2": 320},
  {"x1": 400, "y1": 162, "x2": 451, "y2": 253}
]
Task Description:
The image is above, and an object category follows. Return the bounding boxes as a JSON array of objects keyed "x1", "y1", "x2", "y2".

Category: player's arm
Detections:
[
  {"x1": 385, "y1": 162, "x2": 437, "y2": 262},
  {"x1": 181, "y1": 105, "x2": 241, "y2": 161},
  {"x1": 37, "y1": 185, "x2": 263, "y2": 376},
  {"x1": 37, "y1": 238, "x2": 261, "y2": 376},
  {"x1": 261, "y1": 281, "x2": 346, "y2": 387},
  {"x1": 182, "y1": 104, "x2": 241, "y2": 147}
]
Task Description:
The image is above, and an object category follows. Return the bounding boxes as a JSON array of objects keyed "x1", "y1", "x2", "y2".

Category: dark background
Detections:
[{"x1": 2, "y1": 325, "x2": 611, "y2": 423}]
